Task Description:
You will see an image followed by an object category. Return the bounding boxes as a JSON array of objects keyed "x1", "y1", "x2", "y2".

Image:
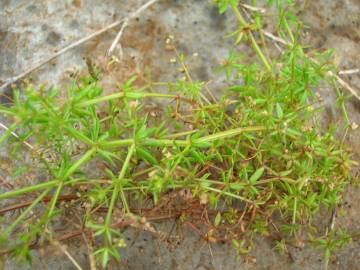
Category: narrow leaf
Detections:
[{"x1": 250, "y1": 167, "x2": 265, "y2": 183}]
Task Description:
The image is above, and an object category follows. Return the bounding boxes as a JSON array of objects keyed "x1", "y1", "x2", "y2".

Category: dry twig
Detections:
[
  {"x1": 240, "y1": 3, "x2": 266, "y2": 13},
  {"x1": 52, "y1": 239, "x2": 84, "y2": 270},
  {"x1": 107, "y1": 0, "x2": 159, "y2": 58},
  {"x1": 339, "y1": 68, "x2": 360, "y2": 75},
  {"x1": 0, "y1": 121, "x2": 34, "y2": 150}
]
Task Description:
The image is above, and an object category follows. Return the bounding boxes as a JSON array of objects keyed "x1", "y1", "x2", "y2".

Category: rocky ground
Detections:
[{"x1": 0, "y1": 0, "x2": 359, "y2": 269}]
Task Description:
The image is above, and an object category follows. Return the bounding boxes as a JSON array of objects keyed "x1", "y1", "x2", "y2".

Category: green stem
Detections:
[
  {"x1": 195, "y1": 126, "x2": 265, "y2": 143},
  {"x1": 100, "y1": 138, "x2": 188, "y2": 148},
  {"x1": 0, "y1": 180, "x2": 58, "y2": 200},
  {"x1": 254, "y1": 177, "x2": 297, "y2": 185},
  {"x1": 204, "y1": 186, "x2": 253, "y2": 203},
  {"x1": 100, "y1": 139, "x2": 134, "y2": 148},
  {"x1": 292, "y1": 197, "x2": 297, "y2": 224},
  {"x1": 79, "y1": 92, "x2": 124, "y2": 107},
  {"x1": 231, "y1": 6, "x2": 272, "y2": 72},
  {"x1": 105, "y1": 144, "x2": 135, "y2": 226},
  {"x1": 78, "y1": 92, "x2": 177, "y2": 107},
  {"x1": 118, "y1": 144, "x2": 136, "y2": 214},
  {"x1": 101, "y1": 126, "x2": 265, "y2": 149},
  {"x1": 0, "y1": 178, "x2": 84, "y2": 200},
  {"x1": 283, "y1": 17, "x2": 295, "y2": 44},
  {"x1": 1, "y1": 189, "x2": 50, "y2": 238},
  {"x1": 63, "y1": 148, "x2": 96, "y2": 179},
  {"x1": 164, "y1": 129, "x2": 199, "y2": 139},
  {"x1": 45, "y1": 182, "x2": 64, "y2": 219}
]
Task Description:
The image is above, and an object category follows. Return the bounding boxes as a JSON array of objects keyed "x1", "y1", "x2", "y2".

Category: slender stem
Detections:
[
  {"x1": 105, "y1": 144, "x2": 135, "y2": 225},
  {"x1": 292, "y1": 197, "x2": 297, "y2": 224},
  {"x1": 101, "y1": 126, "x2": 265, "y2": 149},
  {"x1": 204, "y1": 186, "x2": 253, "y2": 203},
  {"x1": 123, "y1": 92, "x2": 177, "y2": 99},
  {"x1": 78, "y1": 92, "x2": 177, "y2": 108},
  {"x1": 46, "y1": 182, "x2": 64, "y2": 219},
  {"x1": 100, "y1": 139, "x2": 134, "y2": 148},
  {"x1": 0, "y1": 180, "x2": 58, "y2": 200},
  {"x1": 118, "y1": 144, "x2": 136, "y2": 214},
  {"x1": 254, "y1": 177, "x2": 297, "y2": 185},
  {"x1": 164, "y1": 129, "x2": 199, "y2": 139},
  {"x1": 78, "y1": 93, "x2": 124, "y2": 107},
  {"x1": 0, "y1": 179, "x2": 84, "y2": 201},
  {"x1": 101, "y1": 138, "x2": 188, "y2": 148},
  {"x1": 1, "y1": 189, "x2": 50, "y2": 238},
  {"x1": 63, "y1": 148, "x2": 96, "y2": 179},
  {"x1": 283, "y1": 17, "x2": 295, "y2": 44},
  {"x1": 195, "y1": 126, "x2": 265, "y2": 143},
  {"x1": 231, "y1": 6, "x2": 272, "y2": 72},
  {"x1": 118, "y1": 145, "x2": 136, "y2": 180}
]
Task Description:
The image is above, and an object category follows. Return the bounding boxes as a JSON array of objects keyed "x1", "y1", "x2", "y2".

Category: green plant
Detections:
[
  {"x1": 311, "y1": 229, "x2": 352, "y2": 270},
  {"x1": 0, "y1": 1, "x2": 356, "y2": 267}
]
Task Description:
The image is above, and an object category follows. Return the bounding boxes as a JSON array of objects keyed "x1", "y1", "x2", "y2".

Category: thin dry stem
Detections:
[
  {"x1": 52, "y1": 240, "x2": 83, "y2": 270},
  {"x1": 240, "y1": 3, "x2": 266, "y2": 13},
  {"x1": 107, "y1": 19, "x2": 128, "y2": 59},
  {"x1": 339, "y1": 68, "x2": 360, "y2": 75},
  {"x1": 0, "y1": 121, "x2": 34, "y2": 150},
  {"x1": 107, "y1": 0, "x2": 159, "y2": 57}
]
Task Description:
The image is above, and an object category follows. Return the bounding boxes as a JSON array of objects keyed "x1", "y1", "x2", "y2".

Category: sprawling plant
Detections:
[{"x1": 0, "y1": 0, "x2": 355, "y2": 267}]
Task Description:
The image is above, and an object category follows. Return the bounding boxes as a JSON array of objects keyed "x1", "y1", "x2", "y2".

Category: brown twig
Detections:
[
  {"x1": 0, "y1": 194, "x2": 78, "y2": 215},
  {"x1": 0, "y1": 175, "x2": 14, "y2": 190}
]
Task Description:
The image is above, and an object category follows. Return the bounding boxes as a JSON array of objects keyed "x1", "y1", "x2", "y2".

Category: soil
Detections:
[{"x1": 0, "y1": 0, "x2": 359, "y2": 269}]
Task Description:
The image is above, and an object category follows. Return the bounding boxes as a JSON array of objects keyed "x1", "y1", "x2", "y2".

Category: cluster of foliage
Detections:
[{"x1": 0, "y1": 0, "x2": 355, "y2": 267}]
